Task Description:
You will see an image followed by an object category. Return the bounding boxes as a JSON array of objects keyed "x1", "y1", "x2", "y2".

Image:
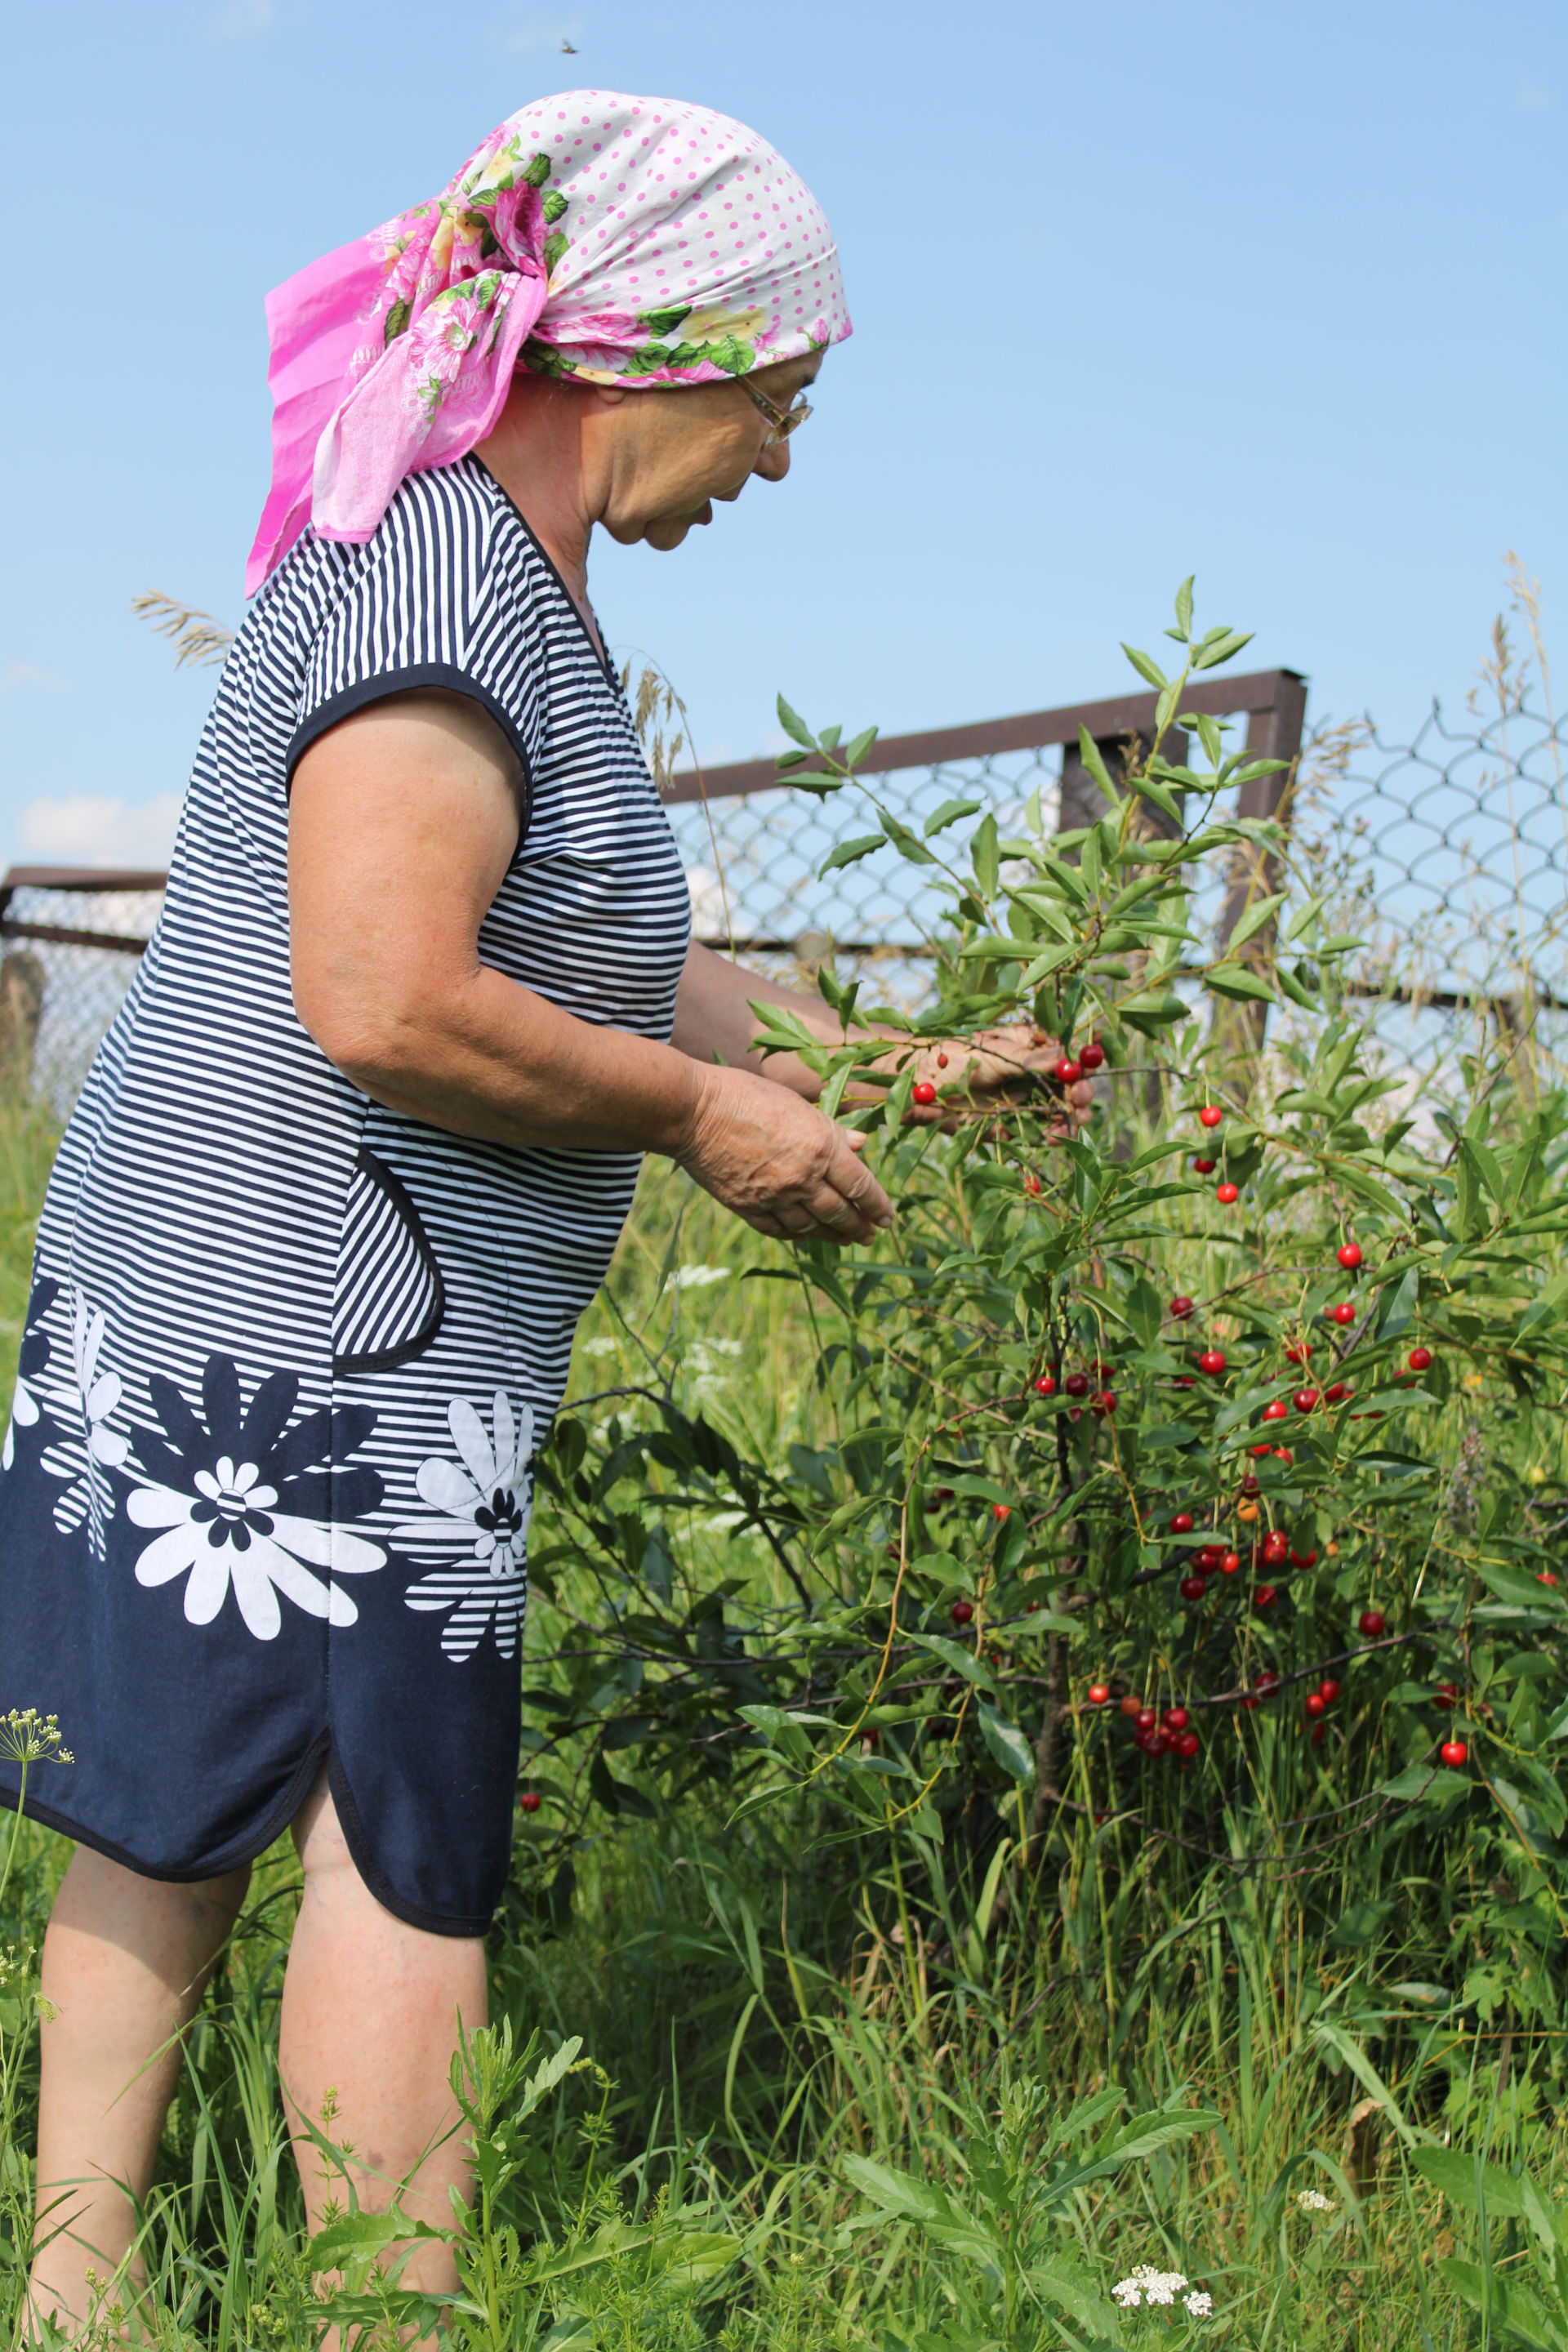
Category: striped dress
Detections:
[{"x1": 0, "y1": 458, "x2": 692, "y2": 1934}]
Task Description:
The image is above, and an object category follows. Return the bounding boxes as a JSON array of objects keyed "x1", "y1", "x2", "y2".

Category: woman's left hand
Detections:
[{"x1": 885, "y1": 1027, "x2": 1098, "y2": 1130}]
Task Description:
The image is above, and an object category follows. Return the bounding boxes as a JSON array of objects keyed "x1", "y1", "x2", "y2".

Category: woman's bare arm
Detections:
[{"x1": 287, "y1": 693, "x2": 893, "y2": 1242}]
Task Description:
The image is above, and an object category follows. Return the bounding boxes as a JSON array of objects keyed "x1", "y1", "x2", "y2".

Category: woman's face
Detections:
[{"x1": 586, "y1": 353, "x2": 822, "y2": 552}]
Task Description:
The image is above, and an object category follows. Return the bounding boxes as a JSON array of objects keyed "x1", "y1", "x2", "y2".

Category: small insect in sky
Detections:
[{"x1": 560, "y1": 37, "x2": 577, "y2": 50}]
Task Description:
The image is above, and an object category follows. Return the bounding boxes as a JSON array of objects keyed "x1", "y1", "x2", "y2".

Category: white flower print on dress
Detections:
[
  {"x1": 38, "y1": 1288, "x2": 129, "y2": 1554},
  {"x1": 2, "y1": 1276, "x2": 57, "y2": 1472},
  {"x1": 126, "y1": 1357, "x2": 386, "y2": 1641},
  {"x1": 395, "y1": 1392, "x2": 535, "y2": 1661}
]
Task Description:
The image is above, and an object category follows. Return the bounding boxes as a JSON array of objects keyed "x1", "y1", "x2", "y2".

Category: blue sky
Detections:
[{"x1": 1, "y1": 0, "x2": 1563, "y2": 867}]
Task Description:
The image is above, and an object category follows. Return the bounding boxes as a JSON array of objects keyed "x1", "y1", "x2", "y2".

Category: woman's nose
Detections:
[{"x1": 754, "y1": 438, "x2": 792, "y2": 483}]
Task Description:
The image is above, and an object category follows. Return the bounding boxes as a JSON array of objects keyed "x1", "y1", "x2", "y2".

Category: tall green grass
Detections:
[{"x1": 0, "y1": 1120, "x2": 1557, "y2": 2347}]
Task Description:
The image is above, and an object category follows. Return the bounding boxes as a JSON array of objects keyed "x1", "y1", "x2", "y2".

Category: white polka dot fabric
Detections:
[{"x1": 248, "y1": 91, "x2": 849, "y2": 589}]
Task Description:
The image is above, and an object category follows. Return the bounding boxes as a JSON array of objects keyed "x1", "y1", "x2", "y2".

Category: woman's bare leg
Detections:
[
  {"x1": 280, "y1": 1771, "x2": 486, "y2": 2301},
  {"x1": 27, "y1": 1847, "x2": 251, "y2": 2333}
]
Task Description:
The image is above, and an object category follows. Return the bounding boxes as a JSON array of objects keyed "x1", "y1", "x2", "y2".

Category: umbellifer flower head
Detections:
[
  {"x1": 0, "y1": 1709, "x2": 74, "y2": 1767},
  {"x1": 1112, "y1": 2265, "x2": 1197, "y2": 2310},
  {"x1": 1297, "y1": 2187, "x2": 1334, "y2": 2212}
]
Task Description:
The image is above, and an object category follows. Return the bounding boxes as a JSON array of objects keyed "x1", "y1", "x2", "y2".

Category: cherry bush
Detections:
[{"x1": 517, "y1": 594, "x2": 1568, "y2": 1992}]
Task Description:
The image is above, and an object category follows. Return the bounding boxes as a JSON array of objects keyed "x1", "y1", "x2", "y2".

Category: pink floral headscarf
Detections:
[{"x1": 247, "y1": 91, "x2": 850, "y2": 595}]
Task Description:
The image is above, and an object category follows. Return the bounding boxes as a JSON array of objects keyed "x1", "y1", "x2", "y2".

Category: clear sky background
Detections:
[{"x1": 1, "y1": 0, "x2": 1563, "y2": 868}]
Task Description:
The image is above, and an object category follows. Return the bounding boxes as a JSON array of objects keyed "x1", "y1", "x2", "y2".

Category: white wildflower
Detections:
[
  {"x1": 665, "y1": 1264, "x2": 732, "y2": 1292},
  {"x1": 1111, "y1": 2265, "x2": 1190, "y2": 2310},
  {"x1": 1183, "y1": 2290, "x2": 1214, "y2": 2318},
  {"x1": 1296, "y1": 2188, "x2": 1334, "y2": 2212}
]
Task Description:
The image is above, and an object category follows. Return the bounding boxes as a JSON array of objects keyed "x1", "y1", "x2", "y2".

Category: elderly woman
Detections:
[{"x1": 2, "y1": 92, "x2": 1062, "y2": 2330}]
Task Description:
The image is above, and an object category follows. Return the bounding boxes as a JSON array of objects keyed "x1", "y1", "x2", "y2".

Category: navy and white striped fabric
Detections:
[{"x1": 0, "y1": 459, "x2": 692, "y2": 1933}]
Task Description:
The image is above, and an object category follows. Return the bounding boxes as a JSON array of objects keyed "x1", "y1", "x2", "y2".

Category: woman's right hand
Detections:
[{"x1": 674, "y1": 1063, "x2": 894, "y2": 1244}]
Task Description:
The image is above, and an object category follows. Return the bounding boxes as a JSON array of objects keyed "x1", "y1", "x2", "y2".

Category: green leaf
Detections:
[
  {"x1": 819, "y1": 835, "x2": 885, "y2": 873},
  {"x1": 908, "y1": 1633, "x2": 1000, "y2": 1693},
  {"x1": 973, "y1": 813, "x2": 1000, "y2": 898},
  {"x1": 1192, "y1": 628, "x2": 1254, "y2": 670},
  {"x1": 875, "y1": 805, "x2": 938, "y2": 866},
  {"x1": 1205, "y1": 964, "x2": 1275, "y2": 1003},
  {"x1": 923, "y1": 795, "x2": 984, "y2": 838},
  {"x1": 776, "y1": 694, "x2": 816, "y2": 750},
  {"x1": 1136, "y1": 772, "x2": 1183, "y2": 824},
  {"x1": 841, "y1": 724, "x2": 880, "y2": 770},
  {"x1": 1075, "y1": 726, "x2": 1116, "y2": 800},
  {"x1": 1174, "y1": 575, "x2": 1195, "y2": 636},
  {"x1": 306, "y1": 2208, "x2": 444, "y2": 2273},
  {"x1": 841, "y1": 2156, "x2": 1001, "y2": 2275},
  {"x1": 1120, "y1": 644, "x2": 1169, "y2": 690},
  {"x1": 1225, "y1": 891, "x2": 1287, "y2": 952},
  {"x1": 1118, "y1": 989, "x2": 1191, "y2": 1032},
  {"x1": 978, "y1": 1702, "x2": 1036, "y2": 1784}
]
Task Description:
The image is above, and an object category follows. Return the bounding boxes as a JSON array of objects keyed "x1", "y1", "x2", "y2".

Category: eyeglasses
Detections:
[{"x1": 737, "y1": 378, "x2": 813, "y2": 447}]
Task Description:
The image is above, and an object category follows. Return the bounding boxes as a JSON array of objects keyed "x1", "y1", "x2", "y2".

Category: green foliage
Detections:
[{"x1": 5, "y1": 596, "x2": 1568, "y2": 2344}]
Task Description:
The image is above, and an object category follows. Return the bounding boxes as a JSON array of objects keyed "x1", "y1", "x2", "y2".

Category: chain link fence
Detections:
[{"x1": 6, "y1": 651, "x2": 1565, "y2": 1115}]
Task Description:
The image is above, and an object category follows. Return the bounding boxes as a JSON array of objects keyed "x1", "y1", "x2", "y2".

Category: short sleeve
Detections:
[{"x1": 284, "y1": 466, "x2": 534, "y2": 798}]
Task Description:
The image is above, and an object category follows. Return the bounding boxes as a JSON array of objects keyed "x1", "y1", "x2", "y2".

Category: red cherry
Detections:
[
  {"x1": 1254, "y1": 1584, "x2": 1278, "y2": 1609},
  {"x1": 1221, "y1": 1551, "x2": 1241, "y2": 1575},
  {"x1": 1192, "y1": 1156, "x2": 1217, "y2": 1174},
  {"x1": 1318, "y1": 1678, "x2": 1341, "y2": 1703},
  {"x1": 1285, "y1": 1342, "x2": 1313, "y2": 1364},
  {"x1": 1440, "y1": 1740, "x2": 1468, "y2": 1768},
  {"x1": 1086, "y1": 1683, "x2": 1111, "y2": 1705},
  {"x1": 1055, "y1": 1058, "x2": 1084, "y2": 1084},
  {"x1": 1174, "y1": 1729, "x2": 1200, "y2": 1757},
  {"x1": 1358, "y1": 1608, "x2": 1386, "y2": 1637},
  {"x1": 1305, "y1": 1692, "x2": 1326, "y2": 1718},
  {"x1": 1120, "y1": 1695, "x2": 1143, "y2": 1717},
  {"x1": 1408, "y1": 1346, "x2": 1432, "y2": 1372},
  {"x1": 1141, "y1": 1731, "x2": 1169, "y2": 1756},
  {"x1": 1337, "y1": 1242, "x2": 1364, "y2": 1270},
  {"x1": 1291, "y1": 1548, "x2": 1317, "y2": 1569},
  {"x1": 1023, "y1": 1172, "x2": 1042, "y2": 1196},
  {"x1": 1135, "y1": 1707, "x2": 1157, "y2": 1731},
  {"x1": 991, "y1": 1503, "x2": 1010, "y2": 1521},
  {"x1": 1240, "y1": 1474, "x2": 1261, "y2": 1497},
  {"x1": 1330, "y1": 1303, "x2": 1356, "y2": 1325},
  {"x1": 519, "y1": 1790, "x2": 541, "y2": 1813},
  {"x1": 929, "y1": 1486, "x2": 954, "y2": 1503},
  {"x1": 1215, "y1": 1183, "x2": 1240, "y2": 1205},
  {"x1": 1240, "y1": 1694, "x2": 1262, "y2": 1711},
  {"x1": 1263, "y1": 1400, "x2": 1289, "y2": 1423},
  {"x1": 1198, "y1": 1104, "x2": 1224, "y2": 1129},
  {"x1": 1311, "y1": 1722, "x2": 1326, "y2": 1745},
  {"x1": 1249, "y1": 1441, "x2": 1272, "y2": 1455},
  {"x1": 1179, "y1": 1573, "x2": 1207, "y2": 1601},
  {"x1": 1064, "y1": 1372, "x2": 1089, "y2": 1398},
  {"x1": 1272, "y1": 1446, "x2": 1294, "y2": 1463},
  {"x1": 936, "y1": 1052, "x2": 950, "y2": 1067},
  {"x1": 1177, "y1": 1377, "x2": 1196, "y2": 1389},
  {"x1": 1539, "y1": 1570, "x2": 1560, "y2": 1588},
  {"x1": 1163, "y1": 1706, "x2": 1191, "y2": 1731},
  {"x1": 1434, "y1": 1681, "x2": 1457, "y2": 1708},
  {"x1": 1198, "y1": 1349, "x2": 1227, "y2": 1374},
  {"x1": 1263, "y1": 1531, "x2": 1290, "y2": 1564},
  {"x1": 951, "y1": 1598, "x2": 975, "y2": 1625},
  {"x1": 1324, "y1": 1382, "x2": 1351, "y2": 1404},
  {"x1": 912, "y1": 1080, "x2": 938, "y2": 1105},
  {"x1": 1294, "y1": 1388, "x2": 1321, "y2": 1414},
  {"x1": 1092, "y1": 1390, "x2": 1116, "y2": 1417},
  {"x1": 1079, "y1": 1040, "x2": 1105, "y2": 1071},
  {"x1": 1169, "y1": 1512, "x2": 1196, "y2": 1535},
  {"x1": 1255, "y1": 1670, "x2": 1281, "y2": 1697},
  {"x1": 1035, "y1": 1374, "x2": 1056, "y2": 1396},
  {"x1": 1169, "y1": 1294, "x2": 1196, "y2": 1320},
  {"x1": 1198, "y1": 1545, "x2": 1224, "y2": 1571}
]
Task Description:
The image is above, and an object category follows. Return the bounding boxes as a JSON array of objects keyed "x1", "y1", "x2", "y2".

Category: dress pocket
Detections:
[{"x1": 332, "y1": 1147, "x2": 446, "y2": 1376}]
